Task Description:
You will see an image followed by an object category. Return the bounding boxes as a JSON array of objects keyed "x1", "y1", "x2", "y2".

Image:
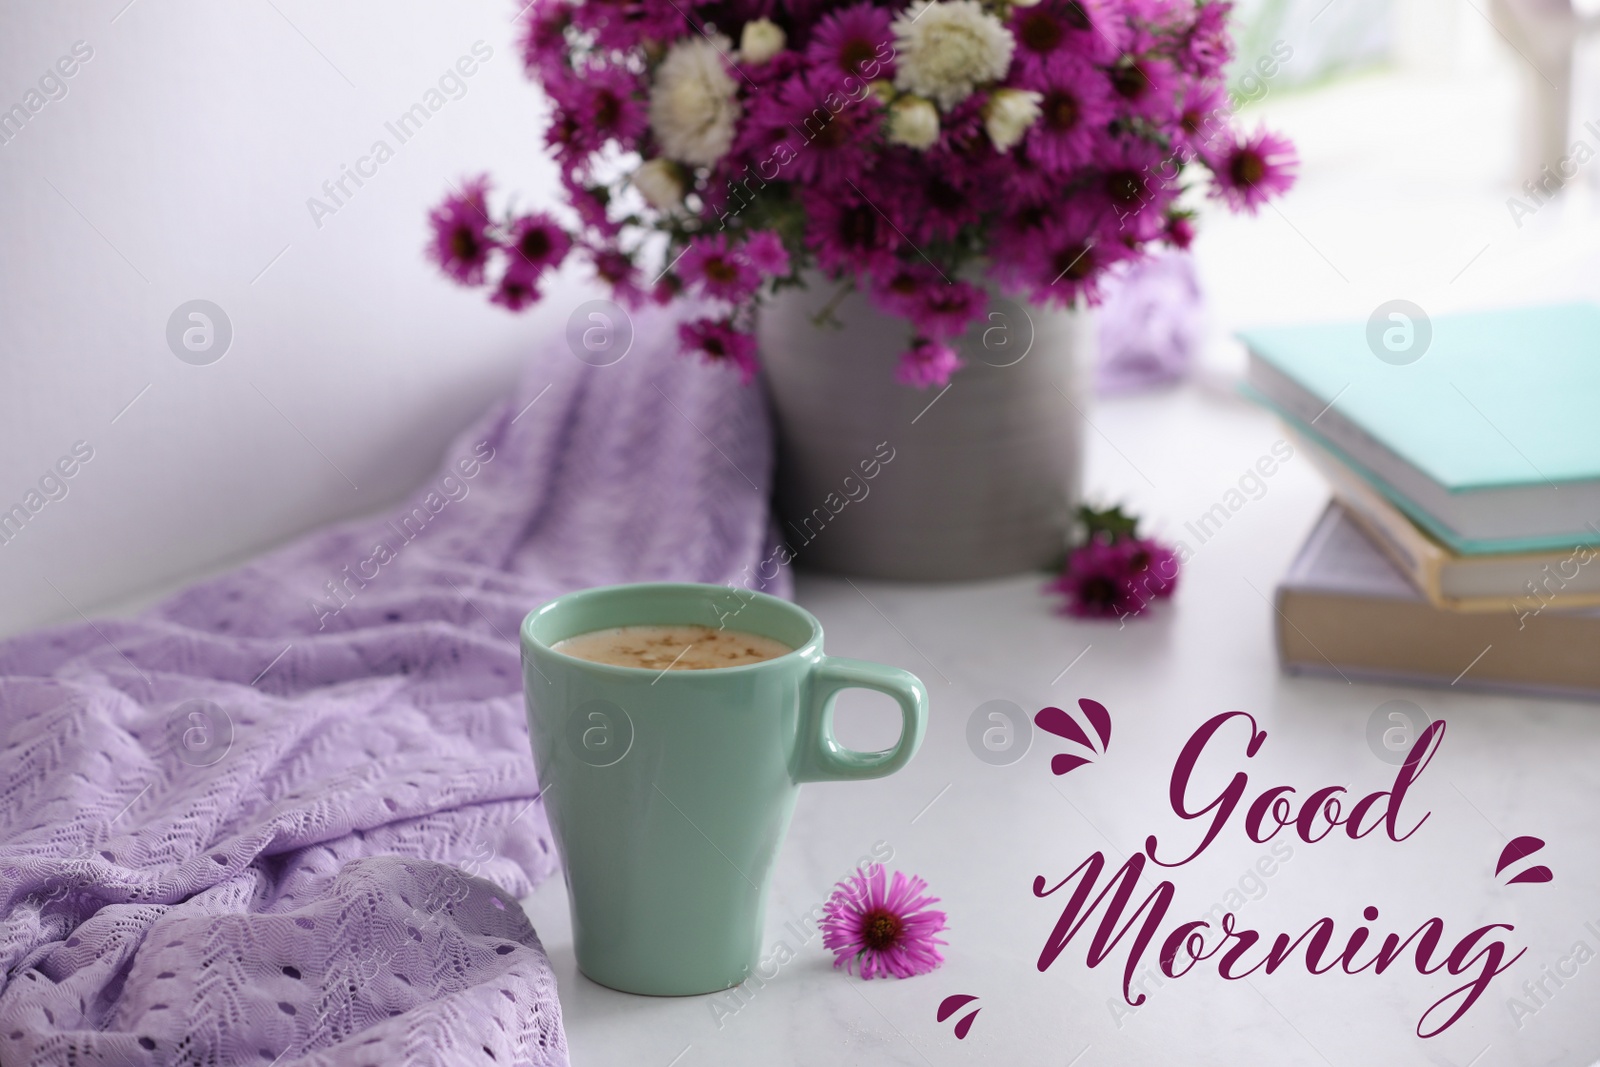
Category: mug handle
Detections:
[{"x1": 793, "y1": 656, "x2": 928, "y2": 783}]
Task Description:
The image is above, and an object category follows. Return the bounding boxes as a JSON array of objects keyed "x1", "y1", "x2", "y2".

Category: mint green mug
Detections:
[{"x1": 520, "y1": 582, "x2": 928, "y2": 996}]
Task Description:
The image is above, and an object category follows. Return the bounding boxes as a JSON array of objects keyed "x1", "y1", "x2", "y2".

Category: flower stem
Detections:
[{"x1": 809, "y1": 278, "x2": 855, "y2": 329}]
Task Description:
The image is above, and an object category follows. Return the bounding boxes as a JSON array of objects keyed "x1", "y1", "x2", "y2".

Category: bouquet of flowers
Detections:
[{"x1": 427, "y1": 0, "x2": 1294, "y2": 387}]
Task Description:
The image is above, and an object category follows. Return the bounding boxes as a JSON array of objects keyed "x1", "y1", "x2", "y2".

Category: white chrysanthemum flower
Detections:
[
  {"x1": 633, "y1": 158, "x2": 685, "y2": 211},
  {"x1": 983, "y1": 88, "x2": 1042, "y2": 151},
  {"x1": 739, "y1": 18, "x2": 786, "y2": 64},
  {"x1": 888, "y1": 96, "x2": 941, "y2": 150},
  {"x1": 891, "y1": 0, "x2": 1016, "y2": 110},
  {"x1": 649, "y1": 36, "x2": 741, "y2": 167}
]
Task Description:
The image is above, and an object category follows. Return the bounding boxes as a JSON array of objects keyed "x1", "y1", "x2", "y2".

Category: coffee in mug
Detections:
[{"x1": 553, "y1": 624, "x2": 792, "y2": 670}]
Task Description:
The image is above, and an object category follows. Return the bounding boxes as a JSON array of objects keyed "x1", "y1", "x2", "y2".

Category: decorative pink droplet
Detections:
[
  {"x1": 1079, "y1": 698, "x2": 1111, "y2": 750},
  {"x1": 1035, "y1": 706, "x2": 1093, "y2": 749}
]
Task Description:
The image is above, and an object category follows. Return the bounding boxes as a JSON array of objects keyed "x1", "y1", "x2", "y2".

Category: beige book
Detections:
[
  {"x1": 1275, "y1": 504, "x2": 1600, "y2": 701},
  {"x1": 1285, "y1": 425, "x2": 1600, "y2": 614}
]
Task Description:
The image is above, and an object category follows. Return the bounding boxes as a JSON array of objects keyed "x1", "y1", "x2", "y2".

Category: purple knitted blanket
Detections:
[{"x1": 0, "y1": 307, "x2": 785, "y2": 1066}]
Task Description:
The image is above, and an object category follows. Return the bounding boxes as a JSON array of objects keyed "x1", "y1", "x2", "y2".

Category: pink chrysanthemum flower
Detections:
[
  {"x1": 1176, "y1": 82, "x2": 1231, "y2": 156},
  {"x1": 1047, "y1": 536, "x2": 1180, "y2": 617},
  {"x1": 869, "y1": 263, "x2": 940, "y2": 320},
  {"x1": 506, "y1": 212, "x2": 573, "y2": 277},
  {"x1": 743, "y1": 230, "x2": 792, "y2": 277},
  {"x1": 916, "y1": 280, "x2": 988, "y2": 340},
  {"x1": 592, "y1": 246, "x2": 647, "y2": 306},
  {"x1": 806, "y1": 3, "x2": 895, "y2": 78},
  {"x1": 1207, "y1": 127, "x2": 1298, "y2": 212},
  {"x1": 491, "y1": 269, "x2": 541, "y2": 311},
  {"x1": 996, "y1": 203, "x2": 1128, "y2": 308},
  {"x1": 925, "y1": 93, "x2": 989, "y2": 160},
  {"x1": 1001, "y1": 148, "x2": 1063, "y2": 205},
  {"x1": 570, "y1": 0, "x2": 689, "y2": 54},
  {"x1": 1095, "y1": 136, "x2": 1174, "y2": 233},
  {"x1": 680, "y1": 233, "x2": 763, "y2": 302},
  {"x1": 782, "y1": 0, "x2": 842, "y2": 44},
  {"x1": 820, "y1": 865, "x2": 947, "y2": 979},
  {"x1": 801, "y1": 189, "x2": 901, "y2": 279},
  {"x1": 1047, "y1": 540, "x2": 1143, "y2": 618},
  {"x1": 491, "y1": 213, "x2": 572, "y2": 312},
  {"x1": 1106, "y1": 56, "x2": 1179, "y2": 124},
  {"x1": 1179, "y1": 0, "x2": 1234, "y2": 74},
  {"x1": 1125, "y1": 536, "x2": 1180, "y2": 601},
  {"x1": 679, "y1": 316, "x2": 760, "y2": 383},
  {"x1": 1009, "y1": 0, "x2": 1119, "y2": 72},
  {"x1": 651, "y1": 273, "x2": 685, "y2": 306},
  {"x1": 427, "y1": 175, "x2": 495, "y2": 285},
  {"x1": 1021, "y1": 52, "x2": 1115, "y2": 174},
  {"x1": 754, "y1": 71, "x2": 882, "y2": 188},
  {"x1": 895, "y1": 337, "x2": 963, "y2": 389},
  {"x1": 1164, "y1": 211, "x2": 1196, "y2": 249},
  {"x1": 561, "y1": 170, "x2": 618, "y2": 236},
  {"x1": 520, "y1": 0, "x2": 573, "y2": 79},
  {"x1": 876, "y1": 154, "x2": 983, "y2": 245},
  {"x1": 545, "y1": 63, "x2": 648, "y2": 158}
]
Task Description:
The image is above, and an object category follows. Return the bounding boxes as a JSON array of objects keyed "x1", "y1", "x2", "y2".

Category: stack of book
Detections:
[{"x1": 1240, "y1": 303, "x2": 1600, "y2": 700}]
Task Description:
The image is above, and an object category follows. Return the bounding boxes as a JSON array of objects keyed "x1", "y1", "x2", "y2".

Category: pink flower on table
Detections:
[
  {"x1": 679, "y1": 316, "x2": 760, "y2": 383},
  {"x1": 1125, "y1": 537, "x2": 1180, "y2": 600},
  {"x1": 680, "y1": 233, "x2": 762, "y2": 302},
  {"x1": 427, "y1": 175, "x2": 496, "y2": 286},
  {"x1": 895, "y1": 337, "x2": 962, "y2": 388},
  {"x1": 821, "y1": 865, "x2": 947, "y2": 980},
  {"x1": 1207, "y1": 127, "x2": 1298, "y2": 213},
  {"x1": 1047, "y1": 540, "x2": 1143, "y2": 618},
  {"x1": 806, "y1": 3, "x2": 895, "y2": 78},
  {"x1": 742, "y1": 230, "x2": 791, "y2": 278},
  {"x1": 1047, "y1": 536, "x2": 1179, "y2": 617},
  {"x1": 1019, "y1": 52, "x2": 1114, "y2": 174}
]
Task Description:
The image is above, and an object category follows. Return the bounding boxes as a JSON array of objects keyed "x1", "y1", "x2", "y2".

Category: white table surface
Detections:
[{"x1": 520, "y1": 383, "x2": 1600, "y2": 1067}]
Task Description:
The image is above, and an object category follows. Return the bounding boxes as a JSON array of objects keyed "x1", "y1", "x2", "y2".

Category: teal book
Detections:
[{"x1": 1239, "y1": 303, "x2": 1600, "y2": 550}]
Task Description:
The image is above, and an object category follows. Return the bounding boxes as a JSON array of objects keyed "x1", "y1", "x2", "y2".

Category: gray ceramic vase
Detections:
[{"x1": 757, "y1": 278, "x2": 1091, "y2": 581}]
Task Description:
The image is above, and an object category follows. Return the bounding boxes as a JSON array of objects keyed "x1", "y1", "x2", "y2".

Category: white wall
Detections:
[{"x1": 0, "y1": 0, "x2": 587, "y2": 636}]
